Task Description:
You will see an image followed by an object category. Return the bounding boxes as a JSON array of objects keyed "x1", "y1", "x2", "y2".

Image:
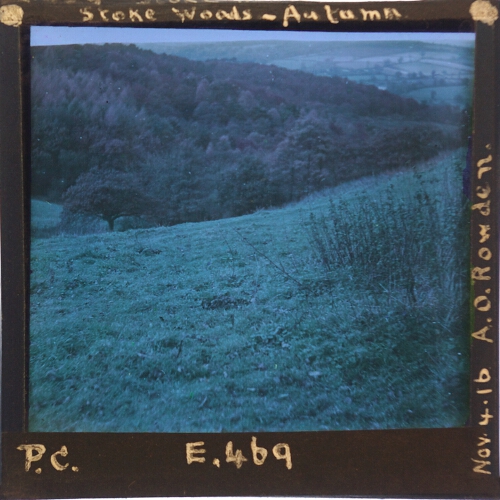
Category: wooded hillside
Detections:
[{"x1": 31, "y1": 44, "x2": 465, "y2": 228}]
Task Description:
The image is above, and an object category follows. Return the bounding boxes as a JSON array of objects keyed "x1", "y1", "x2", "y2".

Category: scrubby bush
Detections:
[{"x1": 307, "y1": 159, "x2": 469, "y2": 308}]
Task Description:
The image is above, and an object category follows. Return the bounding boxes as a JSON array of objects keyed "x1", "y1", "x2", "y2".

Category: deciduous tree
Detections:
[{"x1": 62, "y1": 167, "x2": 154, "y2": 231}]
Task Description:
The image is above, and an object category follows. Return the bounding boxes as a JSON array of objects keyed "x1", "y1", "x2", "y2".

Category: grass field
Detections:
[
  {"x1": 403, "y1": 86, "x2": 467, "y2": 104},
  {"x1": 29, "y1": 151, "x2": 470, "y2": 432},
  {"x1": 31, "y1": 200, "x2": 63, "y2": 234}
]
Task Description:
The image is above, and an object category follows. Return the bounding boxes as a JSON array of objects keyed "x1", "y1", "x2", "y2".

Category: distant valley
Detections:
[{"x1": 139, "y1": 40, "x2": 474, "y2": 107}]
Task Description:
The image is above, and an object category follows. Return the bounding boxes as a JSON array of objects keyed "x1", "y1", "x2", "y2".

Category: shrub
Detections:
[{"x1": 306, "y1": 162, "x2": 468, "y2": 307}]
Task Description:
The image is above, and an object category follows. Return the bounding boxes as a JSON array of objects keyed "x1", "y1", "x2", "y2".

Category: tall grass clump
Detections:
[
  {"x1": 305, "y1": 154, "x2": 470, "y2": 427},
  {"x1": 308, "y1": 157, "x2": 468, "y2": 307}
]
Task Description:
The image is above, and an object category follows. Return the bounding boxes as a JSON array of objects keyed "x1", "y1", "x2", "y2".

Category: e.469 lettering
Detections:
[{"x1": 186, "y1": 437, "x2": 292, "y2": 469}]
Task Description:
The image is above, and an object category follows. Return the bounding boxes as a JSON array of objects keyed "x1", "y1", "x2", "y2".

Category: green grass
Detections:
[
  {"x1": 31, "y1": 199, "x2": 63, "y2": 235},
  {"x1": 29, "y1": 151, "x2": 470, "y2": 432}
]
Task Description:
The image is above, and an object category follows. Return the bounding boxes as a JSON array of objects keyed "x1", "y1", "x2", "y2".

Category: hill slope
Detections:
[{"x1": 29, "y1": 151, "x2": 469, "y2": 432}]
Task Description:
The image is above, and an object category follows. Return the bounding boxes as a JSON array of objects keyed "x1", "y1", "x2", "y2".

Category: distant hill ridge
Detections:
[
  {"x1": 137, "y1": 39, "x2": 474, "y2": 68},
  {"x1": 137, "y1": 39, "x2": 474, "y2": 104}
]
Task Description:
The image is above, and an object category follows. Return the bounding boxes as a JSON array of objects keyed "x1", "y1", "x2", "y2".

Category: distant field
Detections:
[
  {"x1": 139, "y1": 40, "x2": 473, "y2": 67},
  {"x1": 31, "y1": 199, "x2": 62, "y2": 228},
  {"x1": 138, "y1": 39, "x2": 474, "y2": 104},
  {"x1": 30, "y1": 151, "x2": 470, "y2": 432},
  {"x1": 397, "y1": 61, "x2": 459, "y2": 75},
  {"x1": 404, "y1": 85, "x2": 469, "y2": 104}
]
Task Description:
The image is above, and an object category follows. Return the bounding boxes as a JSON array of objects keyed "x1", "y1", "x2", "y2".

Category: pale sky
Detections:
[{"x1": 31, "y1": 26, "x2": 475, "y2": 46}]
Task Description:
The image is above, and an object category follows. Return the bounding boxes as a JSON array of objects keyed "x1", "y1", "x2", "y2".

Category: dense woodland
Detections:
[{"x1": 32, "y1": 44, "x2": 466, "y2": 230}]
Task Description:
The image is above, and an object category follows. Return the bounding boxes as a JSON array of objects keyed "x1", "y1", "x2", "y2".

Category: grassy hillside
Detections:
[
  {"x1": 31, "y1": 199, "x2": 62, "y2": 234},
  {"x1": 29, "y1": 151, "x2": 469, "y2": 432}
]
